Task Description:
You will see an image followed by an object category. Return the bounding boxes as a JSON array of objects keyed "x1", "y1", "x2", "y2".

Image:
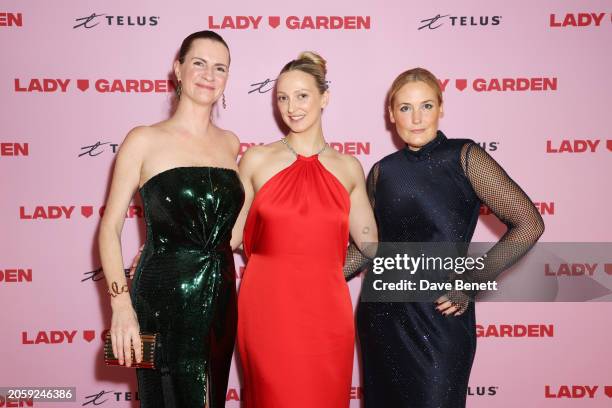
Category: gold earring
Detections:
[
  {"x1": 222, "y1": 93, "x2": 227, "y2": 109},
  {"x1": 176, "y1": 81, "x2": 182, "y2": 99}
]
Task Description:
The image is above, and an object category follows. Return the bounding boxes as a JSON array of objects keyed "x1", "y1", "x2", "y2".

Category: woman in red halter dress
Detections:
[{"x1": 231, "y1": 52, "x2": 377, "y2": 408}]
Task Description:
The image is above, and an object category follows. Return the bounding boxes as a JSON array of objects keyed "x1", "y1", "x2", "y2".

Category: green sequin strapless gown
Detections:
[{"x1": 130, "y1": 166, "x2": 244, "y2": 407}]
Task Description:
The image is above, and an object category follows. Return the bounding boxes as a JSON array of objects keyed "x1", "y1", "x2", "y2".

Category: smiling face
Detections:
[
  {"x1": 173, "y1": 38, "x2": 229, "y2": 106},
  {"x1": 389, "y1": 81, "x2": 444, "y2": 150},
  {"x1": 276, "y1": 70, "x2": 329, "y2": 134}
]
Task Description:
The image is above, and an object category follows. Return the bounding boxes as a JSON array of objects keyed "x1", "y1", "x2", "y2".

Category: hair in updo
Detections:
[
  {"x1": 387, "y1": 67, "x2": 443, "y2": 108},
  {"x1": 279, "y1": 51, "x2": 328, "y2": 94}
]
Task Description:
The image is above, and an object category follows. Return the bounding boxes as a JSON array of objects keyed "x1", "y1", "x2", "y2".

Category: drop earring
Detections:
[
  {"x1": 176, "y1": 81, "x2": 182, "y2": 99},
  {"x1": 222, "y1": 93, "x2": 227, "y2": 109}
]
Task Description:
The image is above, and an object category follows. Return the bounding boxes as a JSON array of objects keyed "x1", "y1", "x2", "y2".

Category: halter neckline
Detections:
[{"x1": 281, "y1": 137, "x2": 328, "y2": 159}]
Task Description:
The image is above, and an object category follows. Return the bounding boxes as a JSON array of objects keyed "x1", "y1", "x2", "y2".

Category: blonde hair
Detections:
[
  {"x1": 388, "y1": 67, "x2": 443, "y2": 107},
  {"x1": 279, "y1": 51, "x2": 328, "y2": 94}
]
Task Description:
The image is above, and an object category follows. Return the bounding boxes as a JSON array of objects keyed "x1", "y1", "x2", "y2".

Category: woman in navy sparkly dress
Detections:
[{"x1": 349, "y1": 68, "x2": 544, "y2": 407}]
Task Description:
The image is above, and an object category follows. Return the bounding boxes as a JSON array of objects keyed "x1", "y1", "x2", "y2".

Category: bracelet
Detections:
[{"x1": 108, "y1": 281, "x2": 129, "y2": 297}]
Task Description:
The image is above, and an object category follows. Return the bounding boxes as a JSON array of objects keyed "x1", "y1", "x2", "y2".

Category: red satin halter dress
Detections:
[{"x1": 237, "y1": 150, "x2": 354, "y2": 408}]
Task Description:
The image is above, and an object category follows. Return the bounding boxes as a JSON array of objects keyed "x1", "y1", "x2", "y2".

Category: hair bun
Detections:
[
  {"x1": 280, "y1": 51, "x2": 328, "y2": 94},
  {"x1": 297, "y1": 51, "x2": 327, "y2": 76}
]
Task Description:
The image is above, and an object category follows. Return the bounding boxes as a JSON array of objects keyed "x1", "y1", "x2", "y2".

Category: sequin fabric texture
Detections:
[
  {"x1": 356, "y1": 131, "x2": 544, "y2": 407},
  {"x1": 131, "y1": 166, "x2": 244, "y2": 407}
]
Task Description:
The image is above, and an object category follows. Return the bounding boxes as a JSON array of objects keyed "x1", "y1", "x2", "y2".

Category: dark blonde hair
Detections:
[
  {"x1": 388, "y1": 67, "x2": 442, "y2": 107},
  {"x1": 279, "y1": 51, "x2": 328, "y2": 94}
]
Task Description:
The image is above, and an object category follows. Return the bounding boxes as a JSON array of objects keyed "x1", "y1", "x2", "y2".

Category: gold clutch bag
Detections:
[{"x1": 103, "y1": 332, "x2": 158, "y2": 369}]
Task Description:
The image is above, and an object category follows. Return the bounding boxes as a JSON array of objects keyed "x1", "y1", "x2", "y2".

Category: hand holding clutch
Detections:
[
  {"x1": 108, "y1": 300, "x2": 143, "y2": 367},
  {"x1": 104, "y1": 332, "x2": 158, "y2": 369}
]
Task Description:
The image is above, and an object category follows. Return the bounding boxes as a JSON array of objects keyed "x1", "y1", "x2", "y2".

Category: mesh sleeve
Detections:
[
  {"x1": 446, "y1": 143, "x2": 545, "y2": 310},
  {"x1": 343, "y1": 162, "x2": 379, "y2": 281}
]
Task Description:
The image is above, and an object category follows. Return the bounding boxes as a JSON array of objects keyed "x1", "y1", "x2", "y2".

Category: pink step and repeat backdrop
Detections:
[{"x1": 2, "y1": 0, "x2": 611, "y2": 406}]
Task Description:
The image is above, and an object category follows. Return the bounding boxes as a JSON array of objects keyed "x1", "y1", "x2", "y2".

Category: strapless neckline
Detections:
[{"x1": 139, "y1": 166, "x2": 238, "y2": 191}]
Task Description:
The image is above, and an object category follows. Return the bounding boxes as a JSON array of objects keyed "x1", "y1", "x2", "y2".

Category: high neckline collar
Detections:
[{"x1": 403, "y1": 130, "x2": 446, "y2": 161}]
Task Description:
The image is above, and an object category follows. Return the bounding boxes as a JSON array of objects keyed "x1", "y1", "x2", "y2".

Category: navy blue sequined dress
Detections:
[{"x1": 355, "y1": 131, "x2": 543, "y2": 407}]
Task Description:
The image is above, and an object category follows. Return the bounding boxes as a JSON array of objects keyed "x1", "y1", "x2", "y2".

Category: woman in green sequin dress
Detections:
[{"x1": 99, "y1": 31, "x2": 244, "y2": 407}]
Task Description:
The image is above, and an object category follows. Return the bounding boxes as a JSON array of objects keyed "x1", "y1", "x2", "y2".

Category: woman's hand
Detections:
[
  {"x1": 110, "y1": 297, "x2": 142, "y2": 367},
  {"x1": 435, "y1": 291, "x2": 469, "y2": 317}
]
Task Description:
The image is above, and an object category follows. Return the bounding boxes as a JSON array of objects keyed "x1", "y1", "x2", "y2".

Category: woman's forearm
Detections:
[{"x1": 98, "y1": 223, "x2": 133, "y2": 309}]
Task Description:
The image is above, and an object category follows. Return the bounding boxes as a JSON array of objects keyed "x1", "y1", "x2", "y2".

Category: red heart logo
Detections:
[
  {"x1": 77, "y1": 79, "x2": 89, "y2": 92},
  {"x1": 81, "y1": 206, "x2": 93, "y2": 218},
  {"x1": 606, "y1": 140, "x2": 612, "y2": 152},
  {"x1": 83, "y1": 330, "x2": 95, "y2": 342},
  {"x1": 268, "y1": 16, "x2": 281, "y2": 28},
  {"x1": 604, "y1": 264, "x2": 612, "y2": 275},
  {"x1": 455, "y1": 79, "x2": 467, "y2": 91},
  {"x1": 604, "y1": 386, "x2": 612, "y2": 398}
]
